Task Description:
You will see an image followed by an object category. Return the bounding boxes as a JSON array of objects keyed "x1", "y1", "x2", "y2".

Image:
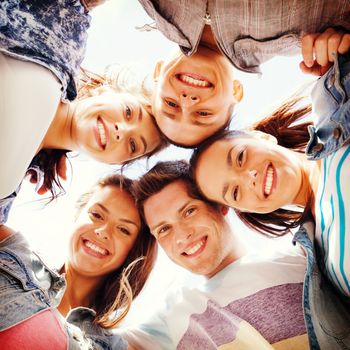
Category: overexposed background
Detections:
[{"x1": 7, "y1": 0, "x2": 315, "y2": 325}]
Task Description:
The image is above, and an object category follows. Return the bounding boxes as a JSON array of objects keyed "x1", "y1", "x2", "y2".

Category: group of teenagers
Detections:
[{"x1": 1, "y1": 0, "x2": 350, "y2": 349}]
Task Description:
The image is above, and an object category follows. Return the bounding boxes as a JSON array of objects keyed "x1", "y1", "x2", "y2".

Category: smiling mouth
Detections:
[
  {"x1": 97, "y1": 116, "x2": 107, "y2": 150},
  {"x1": 182, "y1": 236, "x2": 207, "y2": 257},
  {"x1": 83, "y1": 239, "x2": 109, "y2": 257},
  {"x1": 263, "y1": 163, "x2": 275, "y2": 197},
  {"x1": 176, "y1": 73, "x2": 213, "y2": 88}
]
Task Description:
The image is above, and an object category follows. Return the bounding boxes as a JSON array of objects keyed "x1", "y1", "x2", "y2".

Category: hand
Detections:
[
  {"x1": 300, "y1": 28, "x2": 350, "y2": 76},
  {"x1": 28, "y1": 156, "x2": 67, "y2": 195}
]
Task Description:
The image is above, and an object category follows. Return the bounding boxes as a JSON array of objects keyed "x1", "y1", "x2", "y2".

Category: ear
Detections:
[
  {"x1": 233, "y1": 80, "x2": 243, "y2": 103},
  {"x1": 250, "y1": 130, "x2": 278, "y2": 144},
  {"x1": 220, "y1": 206, "x2": 229, "y2": 216},
  {"x1": 153, "y1": 60, "x2": 164, "y2": 82}
]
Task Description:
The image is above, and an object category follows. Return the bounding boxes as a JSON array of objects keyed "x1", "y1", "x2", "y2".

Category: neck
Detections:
[
  {"x1": 292, "y1": 153, "x2": 320, "y2": 215},
  {"x1": 57, "y1": 263, "x2": 102, "y2": 317},
  {"x1": 206, "y1": 221, "x2": 247, "y2": 279},
  {"x1": 200, "y1": 25, "x2": 220, "y2": 52},
  {"x1": 41, "y1": 101, "x2": 76, "y2": 151}
]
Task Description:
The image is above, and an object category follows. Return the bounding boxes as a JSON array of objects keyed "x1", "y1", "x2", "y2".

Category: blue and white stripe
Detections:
[{"x1": 315, "y1": 145, "x2": 350, "y2": 297}]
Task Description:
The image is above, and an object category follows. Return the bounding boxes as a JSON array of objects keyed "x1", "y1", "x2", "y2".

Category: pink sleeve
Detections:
[{"x1": 0, "y1": 309, "x2": 68, "y2": 350}]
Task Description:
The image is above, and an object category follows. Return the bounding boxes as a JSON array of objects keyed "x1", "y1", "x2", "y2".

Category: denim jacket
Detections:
[
  {"x1": 0, "y1": 0, "x2": 91, "y2": 101},
  {"x1": 306, "y1": 52, "x2": 350, "y2": 160},
  {"x1": 0, "y1": 232, "x2": 127, "y2": 350},
  {"x1": 293, "y1": 221, "x2": 350, "y2": 350},
  {"x1": 295, "y1": 53, "x2": 350, "y2": 349}
]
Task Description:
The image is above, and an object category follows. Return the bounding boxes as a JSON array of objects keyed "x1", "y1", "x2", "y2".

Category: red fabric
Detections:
[{"x1": 0, "y1": 309, "x2": 67, "y2": 349}]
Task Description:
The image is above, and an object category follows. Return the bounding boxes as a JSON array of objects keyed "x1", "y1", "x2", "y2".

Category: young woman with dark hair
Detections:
[{"x1": 191, "y1": 52, "x2": 350, "y2": 347}]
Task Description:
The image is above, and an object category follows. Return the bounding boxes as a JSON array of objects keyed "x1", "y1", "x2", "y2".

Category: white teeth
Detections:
[
  {"x1": 185, "y1": 240, "x2": 204, "y2": 255},
  {"x1": 264, "y1": 166, "x2": 274, "y2": 196},
  {"x1": 85, "y1": 240, "x2": 108, "y2": 256},
  {"x1": 179, "y1": 74, "x2": 210, "y2": 87},
  {"x1": 97, "y1": 119, "x2": 106, "y2": 147}
]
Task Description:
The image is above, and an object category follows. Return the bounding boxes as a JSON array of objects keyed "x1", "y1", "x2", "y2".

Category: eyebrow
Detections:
[
  {"x1": 150, "y1": 199, "x2": 193, "y2": 232},
  {"x1": 96, "y1": 204, "x2": 139, "y2": 228},
  {"x1": 140, "y1": 136, "x2": 147, "y2": 154},
  {"x1": 138, "y1": 106, "x2": 143, "y2": 121},
  {"x1": 192, "y1": 118, "x2": 216, "y2": 127},
  {"x1": 96, "y1": 203, "x2": 109, "y2": 213},
  {"x1": 162, "y1": 109, "x2": 216, "y2": 127},
  {"x1": 119, "y1": 218, "x2": 139, "y2": 228},
  {"x1": 162, "y1": 110, "x2": 176, "y2": 120}
]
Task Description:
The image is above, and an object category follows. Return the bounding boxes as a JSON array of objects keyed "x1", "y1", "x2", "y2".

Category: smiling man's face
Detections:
[
  {"x1": 152, "y1": 47, "x2": 243, "y2": 146},
  {"x1": 143, "y1": 180, "x2": 235, "y2": 278}
]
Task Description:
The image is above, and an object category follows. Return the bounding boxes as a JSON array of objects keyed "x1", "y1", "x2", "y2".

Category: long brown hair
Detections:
[
  {"x1": 31, "y1": 66, "x2": 168, "y2": 202},
  {"x1": 190, "y1": 97, "x2": 314, "y2": 237},
  {"x1": 74, "y1": 173, "x2": 157, "y2": 328}
]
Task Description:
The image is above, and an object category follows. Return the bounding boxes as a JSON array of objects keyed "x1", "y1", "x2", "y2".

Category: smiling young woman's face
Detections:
[
  {"x1": 71, "y1": 90, "x2": 162, "y2": 164},
  {"x1": 195, "y1": 135, "x2": 306, "y2": 213},
  {"x1": 152, "y1": 46, "x2": 242, "y2": 146},
  {"x1": 68, "y1": 185, "x2": 140, "y2": 278}
]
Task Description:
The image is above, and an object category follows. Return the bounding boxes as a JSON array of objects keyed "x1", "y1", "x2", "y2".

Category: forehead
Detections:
[
  {"x1": 86, "y1": 186, "x2": 139, "y2": 217},
  {"x1": 144, "y1": 181, "x2": 194, "y2": 223}
]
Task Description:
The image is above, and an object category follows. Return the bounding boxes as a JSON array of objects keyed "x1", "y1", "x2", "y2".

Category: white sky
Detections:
[{"x1": 7, "y1": 0, "x2": 316, "y2": 326}]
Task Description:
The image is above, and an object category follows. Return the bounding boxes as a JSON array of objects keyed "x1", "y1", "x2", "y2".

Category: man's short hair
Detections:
[{"x1": 132, "y1": 160, "x2": 219, "y2": 219}]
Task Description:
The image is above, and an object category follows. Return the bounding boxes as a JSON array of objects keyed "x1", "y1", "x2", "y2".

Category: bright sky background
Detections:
[{"x1": 7, "y1": 0, "x2": 316, "y2": 326}]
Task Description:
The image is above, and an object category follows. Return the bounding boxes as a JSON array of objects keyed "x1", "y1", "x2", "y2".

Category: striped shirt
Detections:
[{"x1": 315, "y1": 145, "x2": 350, "y2": 297}]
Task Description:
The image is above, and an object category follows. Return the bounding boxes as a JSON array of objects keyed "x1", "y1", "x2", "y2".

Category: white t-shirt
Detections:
[
  {"x1": 122, "y1": 251, "x2": 308, "y2": 350},
  {"x1": 315, "y1": 144, "x2": 350, "y2": 297}
]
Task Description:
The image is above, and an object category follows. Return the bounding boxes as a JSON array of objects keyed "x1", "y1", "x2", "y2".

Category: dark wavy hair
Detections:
[
  {"x1": 71, "y1": 173, "x2": 157, "y2": 329},
  {"x1": 28, "y1": 67, "x2": 169, "y2": 202},
  {"x1": 190, "y1": 97, "x2": 313, "y2": 237}
]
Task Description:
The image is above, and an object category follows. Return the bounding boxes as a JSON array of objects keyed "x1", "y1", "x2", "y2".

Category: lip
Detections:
[
  {"x1": 181, "y1": 236, "x2": 208, "y2": 258},
  {"x1": 262, "y1": 162, "x2": 277, "y2": 198},
  {"x1": 175, "y1": 73, "x2": 213, "y2": 88},
  {"x1": 81, "y1": 238, "x2": 110, "y2": 259},
  {"x1": 94, "y1": 116, "x2": 109, "y2": 150}
]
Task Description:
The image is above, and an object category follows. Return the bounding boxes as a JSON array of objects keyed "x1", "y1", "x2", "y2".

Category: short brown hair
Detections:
[{"x1": 132, "y1": 160, "x2": 219, "y2": 220}]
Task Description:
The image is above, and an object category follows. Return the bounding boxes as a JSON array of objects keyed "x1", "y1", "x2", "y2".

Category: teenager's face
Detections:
[
  {"x1": 69, "y1": 185, "x2": 140, "y2": 278},
  {"x1": 72, "y1": 91, "x2": 162, "y2": 164},
  {"x1": 195, "y1": 135, "x2": 304, "y2": 213},
  {"x1": 152, "y1": 47, "x2": 242, "y2": 146},
  {"x1": 143, "y1": 180, "x2": 235, "y2": 278}
]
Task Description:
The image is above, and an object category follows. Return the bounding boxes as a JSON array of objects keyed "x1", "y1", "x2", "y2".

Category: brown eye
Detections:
[
  {"x1": 89, "y1": 211, "x2": 103, "y2": 220},
  {"x1": 166, "y1": 100, "x2": 178, "y2": 108},
  {"x1": 184, "y1": 207, "x2": 196, "y2": 217},
  {"x1": 118, "y1": 227, "x2": 130, "y2": 236},
  {"x1": 125, "y1": 105, "x2": 132, "y2": 119},
  {"x1": 197, "y1": 111, "x2": 210, "y2": 116},
  {"x1": 237, "y1": 149, "x2": 245, "y2": 167},
  {"x1": 129, "y1": 139, "x2": 137, "y2": 154},
  {"x1": 233, "y1": 186, "x2": 239, "y2": 201},
  {"x1": 158, "y1": 225, "x2": 170, "y2": 236}
]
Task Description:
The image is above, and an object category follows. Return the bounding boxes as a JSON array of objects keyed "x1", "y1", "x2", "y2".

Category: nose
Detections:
[
  {"x1": 95, "y1": 226, "x2": 110, "y2": 240},
  {"x1": 179, "y1": 92, "x2": 200, "y2": 107},
  {"x1": 175, "y1": 223, "x2": 194, "y2": 246},
  {"x1": 247, "y1": 169, "x2": 257, "y2": 188},
  {"x1": 114, "y1": 122, "x2": 135, "y2": 141}
]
